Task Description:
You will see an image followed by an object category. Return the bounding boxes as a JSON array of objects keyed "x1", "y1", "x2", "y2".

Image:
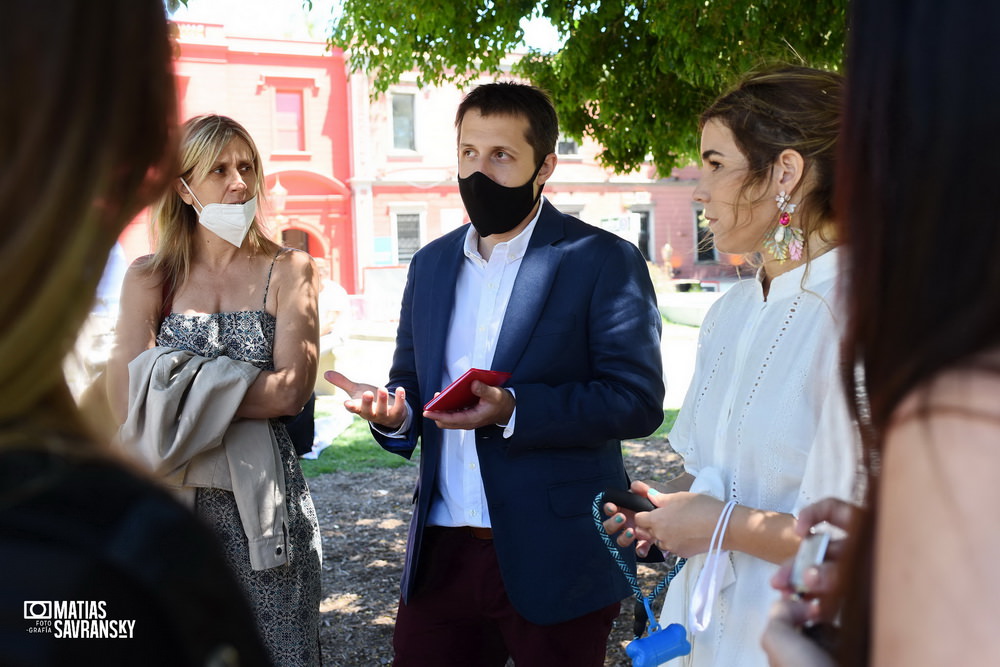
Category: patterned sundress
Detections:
[{"x1": 156, "y1": 249, "x2": 322, "y2": 667}]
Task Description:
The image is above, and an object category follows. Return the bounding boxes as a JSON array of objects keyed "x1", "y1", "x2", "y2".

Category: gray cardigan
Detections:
[{"x1": 119, "y1": 346, "x2": 288, "y2": 570}]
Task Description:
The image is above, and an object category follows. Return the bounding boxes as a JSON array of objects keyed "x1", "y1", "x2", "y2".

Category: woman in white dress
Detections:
[{"x1": 605, "y1": 65, "x2": 860, "y2": 667}]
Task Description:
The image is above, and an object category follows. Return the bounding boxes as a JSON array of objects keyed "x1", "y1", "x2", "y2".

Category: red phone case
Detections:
[{"x1": 423, "y1": 368, "x2": 512, "y2": 412}]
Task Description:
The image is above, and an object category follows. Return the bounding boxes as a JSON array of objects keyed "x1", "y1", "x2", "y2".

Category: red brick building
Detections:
[
  {"x1": 120, "y1": 20, "x2": 357, "y2": 292},
  {"x1": 121, "y1": 19, "x2": 741, "y2": 306}
]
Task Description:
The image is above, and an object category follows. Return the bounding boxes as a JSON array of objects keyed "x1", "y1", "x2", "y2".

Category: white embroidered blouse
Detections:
[{"x1": 657, "y1": 249, "x2": 860, "y2": 667}]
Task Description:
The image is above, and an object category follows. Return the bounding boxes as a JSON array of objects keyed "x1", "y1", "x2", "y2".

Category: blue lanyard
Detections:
[{"x1": 590, "y1": 492, "x2": 686, "y2": 636}]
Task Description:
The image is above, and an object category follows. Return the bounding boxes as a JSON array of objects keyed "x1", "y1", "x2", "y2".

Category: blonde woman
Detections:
[{"x1": 108, "y1": 115, "x2": 321, "y2": 666}]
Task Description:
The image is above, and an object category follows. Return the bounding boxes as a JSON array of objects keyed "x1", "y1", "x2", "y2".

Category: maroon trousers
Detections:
[{"x1": 392, "y1": 526, "x2": 621, "y2": 667}]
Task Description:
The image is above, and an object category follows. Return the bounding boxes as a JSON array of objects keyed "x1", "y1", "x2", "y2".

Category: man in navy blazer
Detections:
[{"x1": 328, "y1": 82, "x2": 664, "y2": 666}]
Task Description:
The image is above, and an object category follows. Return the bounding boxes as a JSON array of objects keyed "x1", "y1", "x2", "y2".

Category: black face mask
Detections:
[{"x1": 458, "y1": 161, "x2": 545, "y2": 237}]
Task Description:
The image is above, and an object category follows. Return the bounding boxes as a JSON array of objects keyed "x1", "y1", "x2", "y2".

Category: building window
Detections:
[
  {"x1": 275, "y1": 90, "x2": 305, "y2": 151},
  {"x1": 694, "y1": 206, "x2": 717, "y2": 263},
  {"x1": 392, "y1": 93, "x2": 416, "y2": 151},
  {"x1": 634, "y1": 209, "x2": 652, "y2": 260},
  {"x1": 395, "y1": 213, "x2": 421, "y2": 263},
  {"x1": 554, "y1": 203, "x2": 584, "y2": 219},
  {"x1": 557, "y1": 133, "x2": 579, "y2": 156},
  {"x1": 281, "y1": 228, "x2": 310, "y2": 253}
]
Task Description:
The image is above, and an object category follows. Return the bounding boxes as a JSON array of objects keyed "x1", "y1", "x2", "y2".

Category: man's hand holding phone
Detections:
[{"x1": 423, "y1": 368, "x2": 514, "y2": 431}]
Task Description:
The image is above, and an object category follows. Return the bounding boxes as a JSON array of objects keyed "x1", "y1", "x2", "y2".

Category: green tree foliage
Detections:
[{"x1": 326, "y1": 0, "x2": 847, "y2": 174}]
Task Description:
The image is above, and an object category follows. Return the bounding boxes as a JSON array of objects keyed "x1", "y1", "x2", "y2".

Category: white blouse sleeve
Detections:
[{"x1": 793, "y1": 369, "x2": 863, "y2": 515}]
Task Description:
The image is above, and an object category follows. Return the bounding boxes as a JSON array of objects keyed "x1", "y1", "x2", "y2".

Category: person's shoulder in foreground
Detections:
[{"x1": 0, "y1": 448, "x2": 272, "y2": 667}]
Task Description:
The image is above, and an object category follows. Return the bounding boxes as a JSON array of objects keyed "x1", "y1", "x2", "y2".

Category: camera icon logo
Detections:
[{"x1": 23, "y1": 601, "x2": 52, "y2": 620}]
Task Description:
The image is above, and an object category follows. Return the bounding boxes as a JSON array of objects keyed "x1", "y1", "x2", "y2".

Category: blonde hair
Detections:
[
  {"x1": 0, "y1": 0, "x2": 176, "y2": 440},
  {"x1": 148, "y1": 115, "x2": 278, "y2": 298}
]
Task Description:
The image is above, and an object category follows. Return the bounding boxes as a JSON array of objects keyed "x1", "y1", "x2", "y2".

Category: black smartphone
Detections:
[{"x1": 602, "y1": 488, "x2": 656, "y2": 513}]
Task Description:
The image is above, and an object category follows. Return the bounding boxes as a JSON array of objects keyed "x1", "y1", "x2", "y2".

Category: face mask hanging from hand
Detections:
[
  {"x1": 458, "y1": 160, "x2": 545, "y2": 237},
  {"x1": 179, "y1": 177, "x2": 257, "y2": 248}
]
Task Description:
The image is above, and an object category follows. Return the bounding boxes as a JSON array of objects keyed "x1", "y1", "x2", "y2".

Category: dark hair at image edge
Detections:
[
  {"x1": 455, "y1": 81, "x2": 559, "y2": 166},
  {"x1": 836, "y1": 1, "x2": 1000, "y2": 664},
  {"x1": 0, "y1": 0, "x2": 176, "y2": 440}
]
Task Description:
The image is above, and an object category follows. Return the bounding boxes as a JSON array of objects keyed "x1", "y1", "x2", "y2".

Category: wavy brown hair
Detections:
[
  {"x1": 0, "y1": 0, "x2": 177, "y2": 445},
  {"x1": 701, "y1": 65, "x2": 843, "y2": 257}
]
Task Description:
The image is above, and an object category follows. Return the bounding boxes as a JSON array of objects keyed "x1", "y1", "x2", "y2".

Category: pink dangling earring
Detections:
[{"x1": 764, "y1": 190, "x2": 805, "y2": 262}]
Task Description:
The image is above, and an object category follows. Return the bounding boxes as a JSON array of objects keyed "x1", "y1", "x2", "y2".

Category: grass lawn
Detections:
[
  {"x1": 299, "y1": 407, "x2": 679, "y2": 477},
  {"x1": 299, "y1": 416, "x2": 415, "y2": 477},
  {"x1": 652, "y1": 408, "x2": 678, "y2": 439}
]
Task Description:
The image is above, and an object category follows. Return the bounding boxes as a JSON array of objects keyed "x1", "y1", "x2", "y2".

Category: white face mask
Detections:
[{"x1": 180, "y1": 177, "x2": 257, "y2": 248}]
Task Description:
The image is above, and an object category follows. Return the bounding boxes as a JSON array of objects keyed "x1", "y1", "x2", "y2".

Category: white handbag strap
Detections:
[{"x1": 689, "y1": 499, "x2": 737, "y2": 632}]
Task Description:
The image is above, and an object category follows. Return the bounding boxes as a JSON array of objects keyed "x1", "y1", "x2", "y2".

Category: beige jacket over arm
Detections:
[{"x1": 119, "y1": 346, "x2": 288, "y2": 570}]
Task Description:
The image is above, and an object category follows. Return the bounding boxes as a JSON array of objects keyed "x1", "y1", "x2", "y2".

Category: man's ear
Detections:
[
  {"x1": 774, "y1": 149, "x2": 805, "y2": 193},
  {"x1": 536, "y1": 152, "x2": 558, "y2": 186}
]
